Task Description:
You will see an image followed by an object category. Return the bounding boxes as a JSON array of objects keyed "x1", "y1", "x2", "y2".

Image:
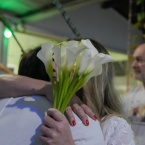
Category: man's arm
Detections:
[
  {"x1": 0, "y1": 74, "x2": 97, "y2": 126},
  {"x1": 0, "y1": 74, "x2": 53, "y2": 101}
]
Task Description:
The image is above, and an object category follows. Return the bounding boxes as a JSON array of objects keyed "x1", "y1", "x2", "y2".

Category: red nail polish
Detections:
[
  {"x1": 72, "y1": 120, "x2": 76, "y2": 126},
  {"x1": 86, "y1": 120, "x2": 89, "y2": 125},
  {"x1": 94, "y1": 115, "x2": 98, "y2": 120}
]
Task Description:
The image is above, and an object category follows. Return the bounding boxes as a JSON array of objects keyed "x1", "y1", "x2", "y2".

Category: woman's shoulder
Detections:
[
  {"x1": 101, "y1": 116, "x2": 129, "y2": 128},
  {"x1": 101, "y1": 116, "x2": 135, "y2": 145},
  {"x1": 101, "y1": 116, "x2": 132, "y2": 134}
]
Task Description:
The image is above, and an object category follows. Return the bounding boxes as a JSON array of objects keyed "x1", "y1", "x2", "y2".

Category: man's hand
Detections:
[
  {"x1": 65, "y1": 95, "x2": 98, "y2": 126},
  {"x1": 40, "y1": 108, "x2": 74, "y2": 145}
]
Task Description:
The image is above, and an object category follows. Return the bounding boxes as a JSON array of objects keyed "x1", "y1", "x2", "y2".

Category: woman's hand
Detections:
[
  {"x1": 40, "y1": 108, "x2": 74, "y2": 145},
  {"x1": 65, "y1": 95, "x2": 98, "y2": 126}
]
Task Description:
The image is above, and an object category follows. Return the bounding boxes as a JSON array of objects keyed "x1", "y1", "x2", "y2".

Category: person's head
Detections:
[
  {"x1": 18, "y1": 46, "x2": 50, "y2": 81},
  {"x1": 132, "y1": 44, "x2": 145, "y2": 84},
  {"x1": 71, "y1": 38, "x2": 123, "y2": 121}
]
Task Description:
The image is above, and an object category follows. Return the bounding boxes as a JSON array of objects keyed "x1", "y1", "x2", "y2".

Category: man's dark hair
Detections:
[{"x1": 18, "y1": 46, "x2": 50, "y2": 81}]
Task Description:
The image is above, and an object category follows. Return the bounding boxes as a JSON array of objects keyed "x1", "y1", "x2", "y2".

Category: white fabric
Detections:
[
  {"x1": 101, "y1": 116, "x2": 135, "y2": 145},
  {"x1": 122, "y1": 84, "x2": 145, "y2": 145},
  {"x1": 70, "y1": 112, "x2": 104, "y2": 145},
  {"x1": 0, "y1": 96, "x2": 104, "y2": 145}
]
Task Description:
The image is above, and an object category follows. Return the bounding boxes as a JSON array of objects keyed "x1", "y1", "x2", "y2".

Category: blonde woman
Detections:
[{"x1": 40, "y1": 39, "x2": 135, "y2": 145}]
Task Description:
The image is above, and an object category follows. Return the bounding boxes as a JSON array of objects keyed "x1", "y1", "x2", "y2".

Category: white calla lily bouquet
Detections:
[{"x1": 37, "y1": 39, "x2": 113, "y2": 113}]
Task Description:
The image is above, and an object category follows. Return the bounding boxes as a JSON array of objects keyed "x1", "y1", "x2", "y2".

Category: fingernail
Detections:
[
  {"x1": 94, "y1": 115, "x2": 98, "y2": 120},
  {"x1": 72, "y1": 120, "x2": 76, "y2": 126},
  {"x1": 86, "y1": 120, "x2": 89, "y2": 126}
]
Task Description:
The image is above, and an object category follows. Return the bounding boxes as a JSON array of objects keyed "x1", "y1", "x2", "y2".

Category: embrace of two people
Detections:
[{"x1": 0, "y1": 38, "x2": 135, "y2": 145}]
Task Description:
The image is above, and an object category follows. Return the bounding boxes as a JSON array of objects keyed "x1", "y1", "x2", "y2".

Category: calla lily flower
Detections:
[
  {"x1": 37, "y1": 39, "x2": 113, "y2": 113},
  {"x1": 37, "y1": 41, "x2": 54, "y2": 84},
  {"x1": 53, "y1": 41, "x2": 86, "y2": 73}
]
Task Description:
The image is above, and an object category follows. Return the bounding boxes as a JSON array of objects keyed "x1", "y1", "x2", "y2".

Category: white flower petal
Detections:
[
  {"x1": 86, "y1": 65, "x2": 102, "y2": 81},
  {"x1": 79, "y1": 49, "x2": 113, "y2": 76},
  {"x1": 61, "y1": 41, "x2": 67, "y2": 46},
  {"x1": 93, "y1": 53, "x2": 114, "y2": 66},
  {"x1": 37, "y1": 41, "x2": 53, "y2": 66},
  {"x1": 81, "y1": 39, "x2": 98, "y2": 57},
  {"x1": 86, "y1": 53, "x2": 113, "y2": 73},
  {"x1": 54, "y1": 40, "x2": 86, "y2": 70},
  {"x1": 97, "y1": 53, "x2": 114, "y2": 64},
  {"x1": 77, "y1": 65, "x2": 102, "y2": 90},
  {"x1": 78, "y1": 49, "x2": 92, "y2": 75},
  {"x1": 53, "y1": 45, "x2": 66, "y2": 68},
  {"x1": 66, "y1": 46, "x2": 85, "y2": 67},
  {"x1": 67, "y1": 40, "x2": 80, "y2": 48}
]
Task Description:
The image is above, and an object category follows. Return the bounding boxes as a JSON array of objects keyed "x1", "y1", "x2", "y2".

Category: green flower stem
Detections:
[
  {"x1": 57, "y1": 81, "x2": 63, "y2": 110},
  {"x1": 55, "y1": 68, "x2": 62, "y2": 108},
  {"x1": 59, "y1": 76, "x2": 79, "y2": 113},
  {"x1": 56, "y1": 83, "x2": 62, "y2": 107},
  {"x1": 57, "y1": 73, "x2": 70, "y2": 110},
  {"x1": 67, "y1": 75, "x2": 79, "y2": 95},
  {"x1": 60, "y1": 75, "x2": 86, "y2": 113},
  {"x1": 53, "y1": 81, "x2": 59, "y2": 108},
  {"x1": 73, "y1": 63, "x2": 80, "y2": 77}
]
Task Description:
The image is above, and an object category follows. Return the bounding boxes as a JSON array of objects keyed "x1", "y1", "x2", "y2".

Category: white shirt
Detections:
[
  {"x1": 102, "y1": 116, "x2": 135, "y2": 145},
  {"x1": 0, "y1": 96, "x2": 135, "y2": 145},
  {"x1": 123, "y1": 84, "x2": 145, "y2": 145},
  {"x1": 0, "y1": 96, "x2": 104, "y2": 145}
]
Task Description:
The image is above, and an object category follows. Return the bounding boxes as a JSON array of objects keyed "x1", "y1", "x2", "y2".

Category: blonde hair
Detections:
[
  {"x1": 69, "y1": 38, "x2": 127, "y2": 123},
  {"x1": 82, "y1": 62, "x2": 125, "y2": 123}
]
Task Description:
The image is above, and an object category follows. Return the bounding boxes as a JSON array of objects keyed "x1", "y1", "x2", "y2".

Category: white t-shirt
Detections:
[
  {"x1": 123, "y1": 84, "x2": 145, "y2": 145},
  {"x1": 0, "y1": 96, "x2": 104, "y2": 145}
]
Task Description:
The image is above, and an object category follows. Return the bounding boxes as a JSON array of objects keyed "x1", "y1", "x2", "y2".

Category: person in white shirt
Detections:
[
  {"x1": 0, "y1": 94, "x2": 104, "y2": 145},
  {"x1": 123, "y1": 43, "x2": 145, "y2": 145}
]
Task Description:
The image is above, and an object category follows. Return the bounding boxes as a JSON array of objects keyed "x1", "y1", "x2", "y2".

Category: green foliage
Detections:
[
  {"x1": 136, "y1": 0, "x2": 142, "y2": 6},
  {"x1": 133, "y1": 22, "x2": 141, "y2": 28},
  {"x1": 137, "y1": 12, "x2": 145, "y2": 22},
  {"x1": 133, "y1": 0, "x2": 145, "y2": 41}
]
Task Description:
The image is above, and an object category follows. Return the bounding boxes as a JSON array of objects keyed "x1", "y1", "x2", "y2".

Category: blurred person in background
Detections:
[{"x1": 123, "y1": 43, "x2": 145, "y2": 145}]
